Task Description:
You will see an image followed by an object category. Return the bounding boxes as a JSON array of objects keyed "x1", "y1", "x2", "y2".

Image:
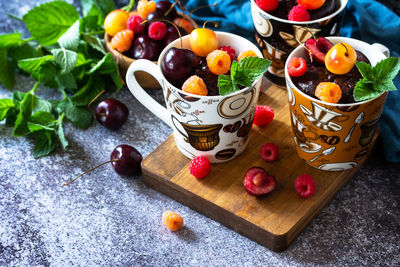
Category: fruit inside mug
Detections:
[
  {"x1": 160, "y1": 27, "x2": 271, "y2": 96},
  {"x1": 104, "y1": 0, "x2": 198, "y2": 88}
]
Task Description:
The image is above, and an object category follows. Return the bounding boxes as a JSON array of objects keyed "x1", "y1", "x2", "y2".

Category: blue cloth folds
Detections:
[{"x1": 177, "y1": 0, "x2": 400, "y2": 162}]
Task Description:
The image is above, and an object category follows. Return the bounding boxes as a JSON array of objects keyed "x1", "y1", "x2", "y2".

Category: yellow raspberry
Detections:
[
  {"x1": 182, "y1": 75, "x2": 208, "y2": 96},
  {"x1": 237, "y1": 50, "x2": 258, "y2": 61},
  {"x1": 315, "y1": 82, "x2": 342, "y2": 104},
  {"x1": 206, "y1": 50, "x2": 231, "y2": 75},
  {"x1": 111, "y1": 29, "x2": 134, "y2": 52},
  {"x1": 137, "y1": 0, "x2": 157, "y2": 19},
  {"x1": 162, "y1": 211, "x2": 183, "y2": 231}
]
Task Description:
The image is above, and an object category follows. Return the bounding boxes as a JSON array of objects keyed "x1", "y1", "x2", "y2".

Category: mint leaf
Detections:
[
  {"x1": 354, "y1": 79, "x2": 379, "y2": 101},
  {"x1": 217, "y1": 57, "x2": 270, "y2": 96},
  {"x1": 355, "y1": 61, "x2": 374, "y2": 80},
  {"x1": 52, "y1": 48, "x2": 78, "y2": 74},
  {"x1": 56, "y1": 72, "x2": 77, "y2": 90},
  {"x1": 373, "y1": 80, "x2": 398, "y2": 92},
  {"x1": 0, "y1": 48, "x2": 15, "y2": 89},
  {"x1": 12, "y1": 90, "x2": 52, "y2": 136},
  {"x1": 0, "y1": 99, "x2": 14, "y2": 121},
  {"x1": 13, "y1": 91, "x2": 34, "y2": 136},
  {"x1": 0, "y1": 33, "x2": 23, "y2": 48},
  {"x1": 81, "y1": 0, "x2": 115, "y2": 18},
  {"x1": 238, "y1": 56, "x2": 271, "y2": 81},
  {"x1": 87, "y1": 53, "x2": 116, "y2": 74},
  {"x1": 231, "y1": 61, "x2": 252, "y2": 87},
  {"x1": 71, "y1": 75, "x2": 104, "y2": 106},
  {"x1": 83, "y1": 34, "x2": 105, "y2": 55},
  {"x1": 9, "y1": 43, "x2": 38, "y2": 62},
  {"x1": 29, "y1": 111, "x2": 55, "y2": 125},
  {"x1": 23, "y1": 1, "x2": 79, "y2": 46},
  {"x1": 354, "y1": 57, "x2": 400, "y2": 101},
  {"x1": 111, "y1": 71, "x2": 123, "y2": 92},
  {"x1": 28, "y1": 122, "x2": 55, "y2": 132},
  {"x1": 32, "y1": 96, "x2": 52, "y2": 114},
  {"x1": 373, "y1": 57, "x2": 400, "y2": 81},
  {"x1": 12, "y1": 91, "x2": 25, "y2": 107},
  {"x1": 30, "y1": 130, "x2": 56, "y2": 158},
  {"x1": 58, "y1": 20, "x2": 80, "y2": 51},
  {"x1": 81, "y1": 5, "x2": 104, "y2": 32},
  {"x1": 59, "y1": 100, "x2": 93, "y2": 129},
  {"x1": 218, "y1": 75, "x2": 239, "y2": 96},
  {"x1": 18, "y1": 56, "x2": 58, "y2": 87},
  {"x1": 57, "y1": 113, "x2": 68, "y2": 149},
  {"x1": 27, "y1": 111, "x2": 56, "y2": 132}
]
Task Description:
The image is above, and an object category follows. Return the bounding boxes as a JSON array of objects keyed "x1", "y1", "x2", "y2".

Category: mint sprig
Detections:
[
  {"x1": 354, "y1": 57, "x2": 400, "y2": 101},
  {"x1": 0, "y1": 0, "x2": 122, "y2": 158},
  {"x1": 218, "y1": 57, "x2": 271, "y2": 96}
]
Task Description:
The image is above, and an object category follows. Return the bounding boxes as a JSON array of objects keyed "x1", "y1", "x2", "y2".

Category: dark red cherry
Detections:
[
  {"x1": 163, "y1": 25, "x2": 188, "y2": 47},
  {"x1": 156, "y1": 0, "x2": 178, "y2": 20},
  {"x1": 95, "y1": 99, "x2": 129, "y2": 130},
  {"x1": 161, "y1": 47, "x2": 199, "y2": 87},
  {"x1": 131, "y1": 34, "x2": 162, "y2": 61},
  {"x1": 111, "y1": 145, "x2": 143, "y2": 176},
  {"x1": 146, "y1": 10, "x2": 164, "y2": 21}
]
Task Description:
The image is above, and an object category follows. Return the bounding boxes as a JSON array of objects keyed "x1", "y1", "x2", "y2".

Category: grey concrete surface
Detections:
[{"x1": 0, "y1": 0, "x2": 399, "y2": 266}]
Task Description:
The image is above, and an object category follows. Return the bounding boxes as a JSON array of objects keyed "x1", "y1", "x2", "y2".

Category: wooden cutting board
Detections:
[{"x1": 141, "y1": 82, "x2": 375, "y2": 251}]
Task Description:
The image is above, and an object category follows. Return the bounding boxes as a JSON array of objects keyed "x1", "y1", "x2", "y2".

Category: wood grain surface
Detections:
[{"x1": 141, "y1": 83, "x2": 375, "y2": 251}]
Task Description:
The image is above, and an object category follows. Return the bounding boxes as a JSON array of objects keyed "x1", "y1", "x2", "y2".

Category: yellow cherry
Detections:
[
  {"x1": 189, "y1": 28, "x2": 218, "y2": 57},
  {"x1": 104, "y1": 9, "x2": 129, "y2": 37},
  {"x1": 325, "y1": 42, "x2": 357, "y2": 75}
]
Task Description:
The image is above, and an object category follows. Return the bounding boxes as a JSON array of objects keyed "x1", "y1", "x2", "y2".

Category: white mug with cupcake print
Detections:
[{"x1": 126, "y1": 32, "x2": 264, "y2": 163}]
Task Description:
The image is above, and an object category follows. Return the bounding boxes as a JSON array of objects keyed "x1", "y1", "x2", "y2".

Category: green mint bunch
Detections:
[
  {"x1": 354, "y1": 57, "x2": 400, "y2": 101},
  {"x1": 0, "y1": 0, "x2": 123, "y2": 158},
  {"x1": 218, "y1": 57, "x2": 271, "y2": 96}
]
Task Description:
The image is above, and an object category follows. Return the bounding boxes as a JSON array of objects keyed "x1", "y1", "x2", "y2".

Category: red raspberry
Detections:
[
  {"x1": 148, "y1": 21, "x2": 167, "y2": 40},
  {"x1": 287, "y1": 57, "x2": 307, "y2": 77},
  {"x1": 127, "y1": 15, "x2": 145, "y2": 34},
  {"x1": 288, "y1": 5, "x2": 310, "y2": 21},
  {"x1": 218, "y1": 46, "x2": 236, "y2": 61},
  {"x1": 253, "y1": 105, "x2": 274, "y2": 127},
  {"x1": 260, "y1": 142, "x2": 279, "y2": 162},
  {"x1": 256, "y1": 0, "x2": 279, "y2": 12},
  {"x1": 189, "y1": 156, "x2": 211, "y2": 179},
  {"x1": 294, "y1": 174, "x2": 316, "y2": 198}
]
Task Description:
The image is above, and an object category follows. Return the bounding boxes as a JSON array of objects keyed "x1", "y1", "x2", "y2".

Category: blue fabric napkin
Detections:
[
  {"x1": 177, "y1": 0, "x2": 400, "y2": 162},
  {"x1": 340, "y1": 0, "x2": 400, "y2": 162}
]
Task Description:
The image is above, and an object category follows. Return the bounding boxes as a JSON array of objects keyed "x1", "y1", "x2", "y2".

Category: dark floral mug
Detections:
[{"x1": 250, "y1": 0, "x2": 348, "y2": 85}]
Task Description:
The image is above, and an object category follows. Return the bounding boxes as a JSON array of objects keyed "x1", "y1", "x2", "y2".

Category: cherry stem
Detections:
[
  {"x1": 142, "y1": 19, "x2": 182, "y2": 48},
  {"x1": 189, "y1": 2, "x2": 218, "y2": 17},
  {"x1": 63, "y1": 159, "x2": 118, "y2": 186},
  {"x1": 88, "y1": 89, "x2": 105, "y2": 109},
  {"x1": 294, "y1": 35, "x2": 312, "y2": 61},
  {"x1": 164, "y1": 0, "x2": 178, "y2": 17},
  {"x1": 340, "y1": 43, "x2": 349, "y2": 56},
  {"x1": 303, "y1": 26, "x2": 317, "y2": 40},
  {"x1": 203, "y1": 20, "x2": 218, "y2": 28}
]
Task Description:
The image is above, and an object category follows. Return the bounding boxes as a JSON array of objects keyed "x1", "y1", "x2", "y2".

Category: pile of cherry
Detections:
[{"x1": 105, "y1": 0, "x2": 194, "y2": 61}]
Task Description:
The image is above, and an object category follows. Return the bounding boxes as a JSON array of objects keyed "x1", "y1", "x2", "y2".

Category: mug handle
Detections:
[
  {"x1": 371, "y1": 43, "x2": 390, "y2": 58},
  {"x1": 125, "y1": 59, "x2": 173, "y2": 127}
]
